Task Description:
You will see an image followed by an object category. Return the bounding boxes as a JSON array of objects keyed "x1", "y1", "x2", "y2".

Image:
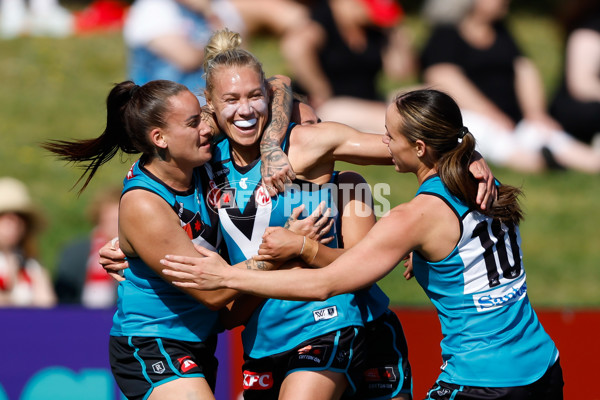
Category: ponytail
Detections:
[
  {"x1": 42, "y1": 80, "x2": 188, "y2": 194},
  {"x1": 394, "y1": 89, "x2": 524, "y2": 225}
]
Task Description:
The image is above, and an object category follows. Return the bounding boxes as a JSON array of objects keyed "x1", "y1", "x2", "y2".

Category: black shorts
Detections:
[
  {"x1": 344, "y1": 309, "x2": 413, "y2": 399},
  {"x1": 109, "y1": 335, "x2": 218, "y2": 400},
  {"x1": 423, "y1": 358, "x2": 564, "y2": 400},
  {"x1": 241, "y1": 326, "x2": 365, "y2": 400}
]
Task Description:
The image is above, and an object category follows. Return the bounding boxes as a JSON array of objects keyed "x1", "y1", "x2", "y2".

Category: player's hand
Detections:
[
  {"x1": 99, "y1": 237, "x2": 128, "y2": 282},
  {"x1": 261, "y1": 147, "x2": 296, "y2": 196},
  {"x1": 256, "y1": 227, "x2": 304, "y2": 262},
  {"x1": 468, "y1": 152, "x2": 497, "y2": 210},
  {"x1": 161, "y1": 246, "x2": 230, "y2": 290},
  {"x1": 284, "y1": 203, "x2": 334, "y2": 244}
]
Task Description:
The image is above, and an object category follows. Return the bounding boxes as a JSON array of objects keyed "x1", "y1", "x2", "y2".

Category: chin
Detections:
[{"x1": 234, "y1": 134, "x2": 261, "y2": 148}]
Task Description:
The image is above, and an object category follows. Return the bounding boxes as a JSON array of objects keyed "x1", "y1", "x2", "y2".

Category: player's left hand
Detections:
[
  {"x1": 261, "y1": 147, "x2": 296, "y2": 196},
  {"x1": 468, "y1": 152, "x2": 498, "y2": 210},
  {"x1": 161, "y1": 246, "x2": 229, "y2": 290}
]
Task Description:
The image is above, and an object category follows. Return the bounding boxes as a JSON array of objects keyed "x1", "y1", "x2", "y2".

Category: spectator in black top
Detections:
[
  {"x1": 549, "y1": 0, "x2": 600, "y2": 147},
  {"x1": 281, "y1": 0, "x2": 417, "y2": 133},
  {"x1": 420, "y1": 0, "x2": 600, "y2": 174}
]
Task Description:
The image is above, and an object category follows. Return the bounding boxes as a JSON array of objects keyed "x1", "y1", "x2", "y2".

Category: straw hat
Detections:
[{"x1": 0, "y1": 177, "x2": 45, "y2": 230}]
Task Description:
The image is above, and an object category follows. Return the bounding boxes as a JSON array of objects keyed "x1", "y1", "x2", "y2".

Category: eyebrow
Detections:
[{"x1": 185, "y1": 114, "x2": 200, "y2": 123}]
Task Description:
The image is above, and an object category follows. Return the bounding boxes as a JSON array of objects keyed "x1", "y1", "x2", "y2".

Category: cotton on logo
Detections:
[{"x1": 243, "y1": 371, "x2": 273, "y2": 390}]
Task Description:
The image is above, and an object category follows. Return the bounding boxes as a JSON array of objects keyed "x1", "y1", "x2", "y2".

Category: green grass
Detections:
[{"x1": 1, "y1": 15, "x2": 598, "y2": 307}]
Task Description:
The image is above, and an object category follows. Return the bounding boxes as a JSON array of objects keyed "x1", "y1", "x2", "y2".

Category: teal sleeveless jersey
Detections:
[
  {"x1": 413, "y1": 175, "x2": 558, "y2": 387},
  {"x1": 209, "y1": 125, "x2": 363, "y2": 358},
  {"x1": 110, "y1": 159, "x2": 223, "y2": 341}
]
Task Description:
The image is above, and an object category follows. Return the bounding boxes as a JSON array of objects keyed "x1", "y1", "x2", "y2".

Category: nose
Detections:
[
  {"x1": 237, "y1": 98, "x2": 252, "y2": 116},
  {"x1": 198, "y1": 121, "x2": 214, "y2": 138}
]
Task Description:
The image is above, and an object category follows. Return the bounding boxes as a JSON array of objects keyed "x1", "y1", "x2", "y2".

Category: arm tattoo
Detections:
[
  {"x1": 256, "y1": 261, "x2": 268, "y2": 271},
  {"x1": 245, "y1": 259, "x2": 270, "y2": 271},
  {"x1": 260, "y1": 80, "x2": 292, "y2": 155},
  {"x1": 284, "y1": 215, "x2": 297, "y2": 229}
]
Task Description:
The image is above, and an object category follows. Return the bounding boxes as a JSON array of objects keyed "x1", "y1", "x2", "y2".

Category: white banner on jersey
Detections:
[{"x1": 472, "y1": 273, "x2": 527, "y2": 312}]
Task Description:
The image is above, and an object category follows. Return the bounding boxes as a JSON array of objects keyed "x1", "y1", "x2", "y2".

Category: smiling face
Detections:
[
  {"x1": 382, "y1": 103, "x2": 419, "y2": 173},
  {"x1": 205, "y1": 65, "x2": 269, "y2": 165},
  {"x1": 158, "y1": 90, "x2": 213, "y2": 167}
]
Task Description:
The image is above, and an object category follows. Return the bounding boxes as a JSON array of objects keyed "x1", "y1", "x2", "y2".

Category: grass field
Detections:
[{"x1": 0, "y1": 14, "x2": 598, "y2": 307}]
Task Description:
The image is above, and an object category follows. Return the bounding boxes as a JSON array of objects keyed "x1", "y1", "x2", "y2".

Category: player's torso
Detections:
[
  {"x1": 111, "y1": 159, "x2": 222, "y2": 341},
  {"x1": 210, "y1": 138, "x2": 364, "y2": 358},
  {"x1": 412, "y1": 175, "x2": 558, "y2": 387}
]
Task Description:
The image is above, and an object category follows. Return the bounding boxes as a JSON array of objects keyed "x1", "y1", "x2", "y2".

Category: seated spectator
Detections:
[
  {"x1": 122, "y1": 0, "x2": 219, "y2": 97},
  {"x1": 123, "y1": 0, "x2": 307, "y2": 102},
  {"x1": 229, "y1": 0, "x2": 310, "y2": 39},
  {"x1": 0, "y1": 177, "x2": 56, "y2": 307},
  {"x1": 549, "y1": 0, "x2": 600, "y2": 147},
  {"x1": 420, "y1": 0, "x2": 600, "y2": 173},
  {"x1": 281, "y1": 0, "x2": 417, "y2": 133},
  {"x1": 54, "y1": 187, "x2": 120, "y2": 308},
  {"x1": 0, "y1": 0, "x2": 73, "y2": 38}
]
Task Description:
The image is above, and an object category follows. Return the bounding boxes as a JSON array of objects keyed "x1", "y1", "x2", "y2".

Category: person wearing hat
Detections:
[
  {"x1": 0, "y1": 177, "x2": 57, "y2": 307},
  {"x1": 281, "y1": 0, "x2": 417, "y2": 134}
]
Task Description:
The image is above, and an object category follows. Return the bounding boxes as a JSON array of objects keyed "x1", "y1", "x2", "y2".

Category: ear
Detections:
[
  {"x1": 204, "y1": 89, "x2": 213, "y2": 110},
  {"x1": 415, "y1": 139, "x2": 426, "y2": 158},
  {"x1": 151, "y1": 128, "x2": 167, "y2": 149}
]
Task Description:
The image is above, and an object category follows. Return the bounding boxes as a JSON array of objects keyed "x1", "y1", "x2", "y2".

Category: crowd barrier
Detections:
[{"x1": 1, "y1": 307, "x2": 596, "y2": 399}]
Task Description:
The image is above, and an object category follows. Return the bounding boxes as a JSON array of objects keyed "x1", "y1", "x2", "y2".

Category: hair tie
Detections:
[
  {"x1": 458, "y1": 126, "x2": 469, "y2": 139},
  {"x1": 130, "y1": 84, "x2": 140, "y2": 97}
]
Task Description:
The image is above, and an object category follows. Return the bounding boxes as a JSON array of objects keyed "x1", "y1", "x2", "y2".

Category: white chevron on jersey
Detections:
[{"x1": 218, "y1": 201, "x2": 272, "y2": 259}]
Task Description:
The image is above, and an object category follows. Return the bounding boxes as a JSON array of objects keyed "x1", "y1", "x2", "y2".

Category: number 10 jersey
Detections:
[{"x1": 412, "y1": 175, "x2": 559, "y2": 388}]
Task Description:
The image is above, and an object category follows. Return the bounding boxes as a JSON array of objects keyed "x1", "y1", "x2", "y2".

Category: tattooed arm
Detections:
[{"x1": 261, "y1": 75, "x2": 296, "y2": 196}]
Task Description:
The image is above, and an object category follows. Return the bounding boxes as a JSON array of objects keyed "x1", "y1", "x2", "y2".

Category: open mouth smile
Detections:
[{"x1": 234, "y1": 119, "x2": 257, "y2": 129}]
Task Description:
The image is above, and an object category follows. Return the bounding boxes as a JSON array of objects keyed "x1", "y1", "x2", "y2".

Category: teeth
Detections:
[{"x1": 234, "y1": 119, "x2": 257, "y2": 128}]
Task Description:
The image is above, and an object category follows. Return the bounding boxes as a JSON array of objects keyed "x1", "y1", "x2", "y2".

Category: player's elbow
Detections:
[
  {"x1": 201, "y1": 294, "x2": 231, "y2": 311},
  {"x1": 311, "y1": 283, "x2": 337, "y2": 302},
  {"x1": 204, "y1": 301, "x2": 224, "y2": 312}
]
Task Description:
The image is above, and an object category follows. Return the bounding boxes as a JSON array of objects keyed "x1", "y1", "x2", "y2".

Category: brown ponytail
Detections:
[
  {"x1": 42, "y1": 80, "x2": 189, "y2": 193},
  {"x1": 394, "y1": 89, "x2": 524, "y2": 225}
]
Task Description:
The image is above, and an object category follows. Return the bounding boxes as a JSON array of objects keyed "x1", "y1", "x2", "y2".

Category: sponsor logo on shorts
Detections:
[
  {"x1": 297, "y1": 345, "x2": 324, "y2": 364},
  {"x1": 243, "y1": 371, "x2": 273, "y2": 390},
  {"x1": 364, "y1": 367, "x2": 397, "y2": 382},
  {"x1": 178, "y1": 356, "x2": 198, "y2": 373},
  {"x1": 313, "y1": 306, "x2": 338, "y2": 321},
  {"x1": 152, "y1": 361, "x2": 166, "y2": 374},
  {"x1": 336, "y1": 349, "x2": 348, "y2": 363}
]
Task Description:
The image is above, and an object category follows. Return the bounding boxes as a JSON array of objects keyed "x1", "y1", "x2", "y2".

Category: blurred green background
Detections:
[{"x1": 1, "y1": 5, "x2": 598, "y2": 307}]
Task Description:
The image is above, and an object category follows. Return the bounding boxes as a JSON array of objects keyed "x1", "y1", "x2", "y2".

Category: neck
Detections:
[
  {"x1": 415, "y1": 166, "x2": 437, "y2": 186},
  {"x1": 230, "y1": 143, "x2": 260, "y2": 167},
  {"x1": 144, "y1": 158, "x2": 194, "y2": 192}
]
